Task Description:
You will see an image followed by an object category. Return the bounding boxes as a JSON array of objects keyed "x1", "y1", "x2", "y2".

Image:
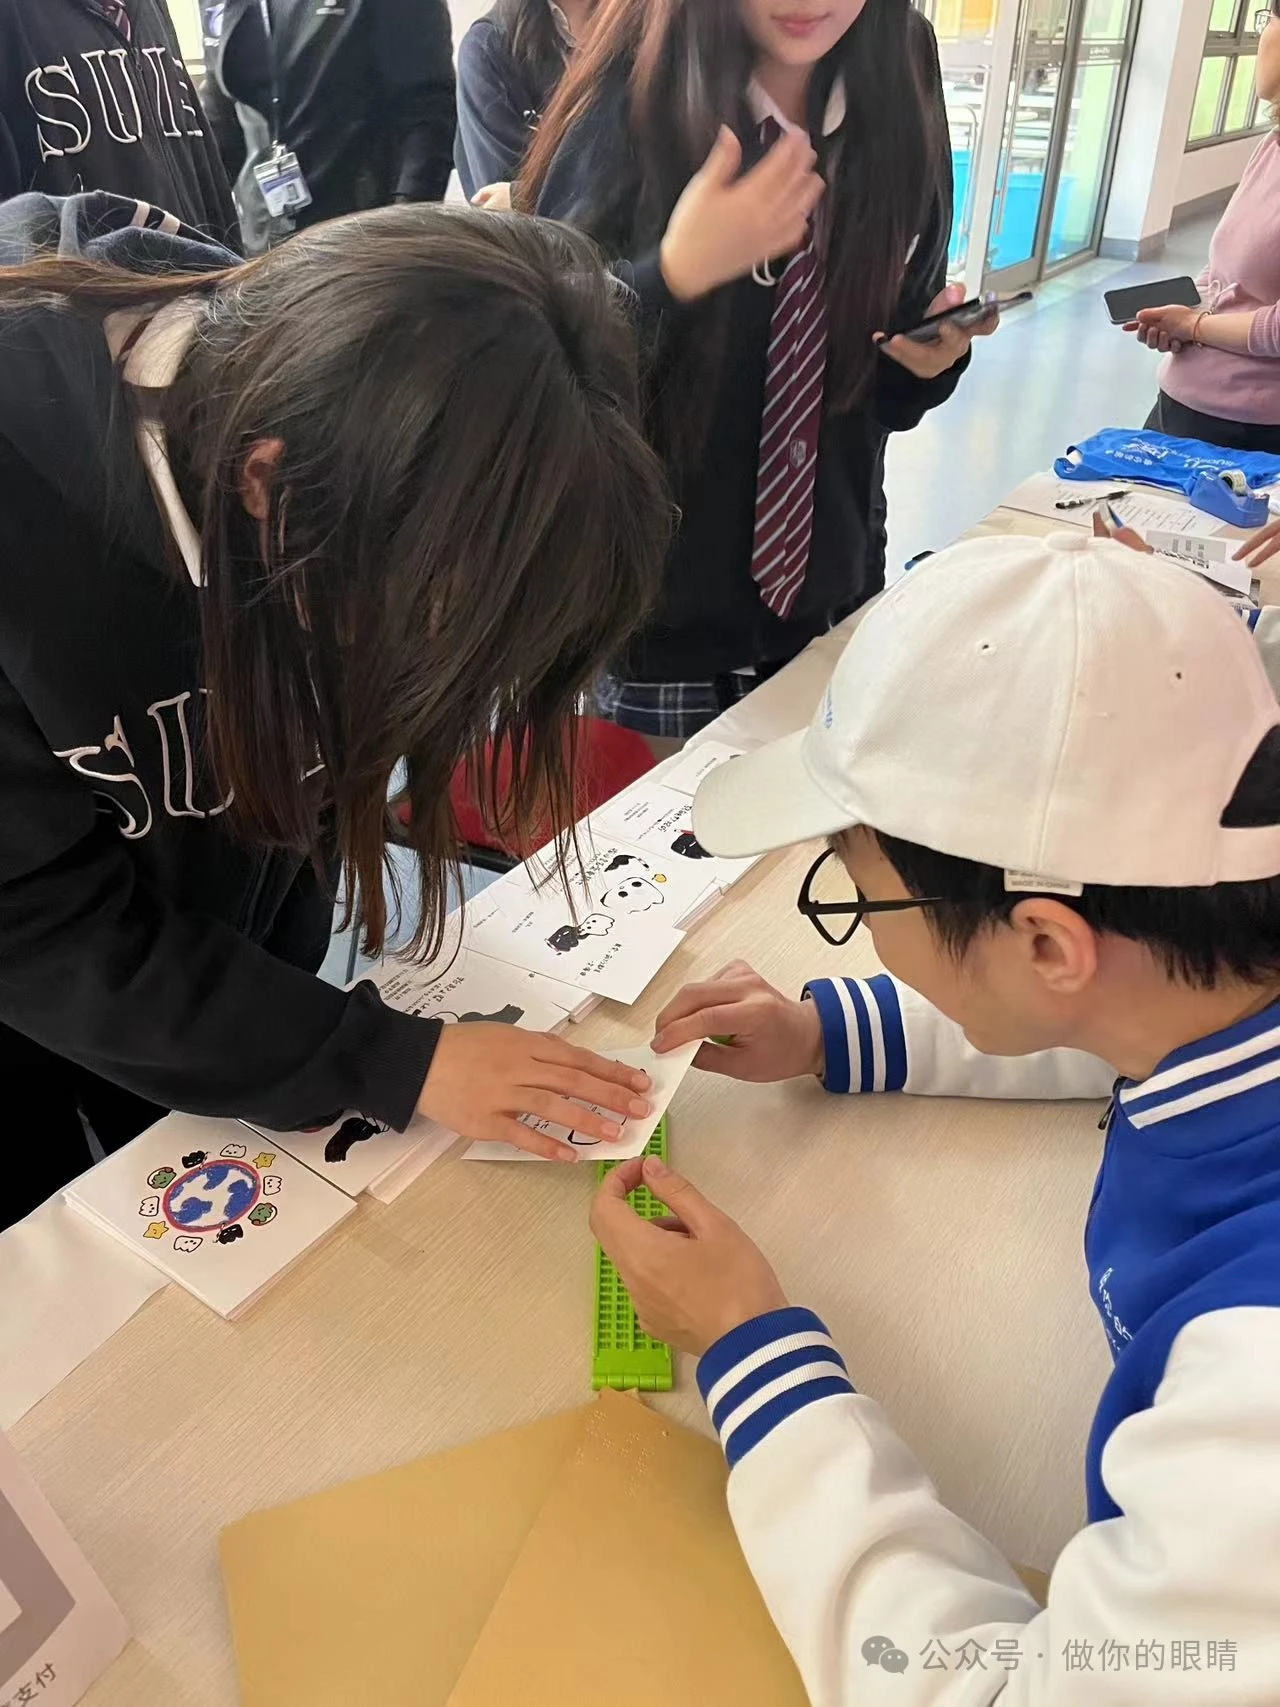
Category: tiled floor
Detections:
[
  {"x1": 324, "y1": 214, "x2": 1221, "y2": 984},
  {"x1": 883, "y1": 213, "x2": 1220, "y2": 575}
]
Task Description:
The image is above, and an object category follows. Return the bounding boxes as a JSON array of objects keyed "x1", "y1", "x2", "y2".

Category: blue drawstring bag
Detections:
[{"x1": 1054, "y1": 429, "x2": 1280, "y2": 499}]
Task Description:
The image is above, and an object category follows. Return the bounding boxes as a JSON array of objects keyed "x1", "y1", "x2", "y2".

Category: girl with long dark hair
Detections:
[
  {"x1": 0, "y1": 191, "x2": 669, "y2": 1225},
  {"x1": 520, "y1": 0, "x2": 996, "y2": 753},
  {"x1": 455, "y1": 0, "x2": 594, "y2": 204}
]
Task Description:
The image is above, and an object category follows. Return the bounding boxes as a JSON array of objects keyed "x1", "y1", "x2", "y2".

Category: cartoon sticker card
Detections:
[
  {"x1": 243, "y1": 1112, "x2": 429, "y2": 1202},
  {"x1": 462, "y1": 1040, "x2": 700, "y2": 1163},
  {"x1": 468, "y1": 840, "x2": 699, "y2": 1004},
  {"x1": 64, "y1": 1114, "x2": 355, "y2": 1320},
  {"x1": 515, "y1": 833, "x2": 720, "y2": 930},
  {"x1": 657, "y1": 740, "x2": 744, "y2": 799},
  {"x1": 588, "y1": 781, "x2": 759, "y2": 895},
  {"x1": 372, "y1": 949, "x2": 581, "y2": 1032},
  {"x1": 0, "y1": 1430, "x2": 128, "y2": 1707},
  {"x1": 253, "y1": 950, "x2": 582, "y2": 1196}
]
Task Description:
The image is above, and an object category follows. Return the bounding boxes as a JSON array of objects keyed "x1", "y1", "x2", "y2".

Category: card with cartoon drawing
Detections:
[
  {"x1": 64, "y1": 1114, "x2": 354, "y2": 1319},
  {"x1": 587, "y1": 781, "x2": 759, "y2": 893},
  {"x1": 471, "y1": 837, "x2": 710, "y2": 1002}
]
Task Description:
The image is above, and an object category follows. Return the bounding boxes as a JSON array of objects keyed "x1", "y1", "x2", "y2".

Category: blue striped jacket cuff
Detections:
[
  {"x1": 803, "y1": 974, "x2": 908, "y2": 1094},
  {"x1": 697, "y1": 1307, "x2": 855, "y2": 1468}
]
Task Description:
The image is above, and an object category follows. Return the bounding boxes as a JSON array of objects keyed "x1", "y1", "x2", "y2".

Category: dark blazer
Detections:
[{"x1": 536, "y1": 30, "x2": 967, "y2": 683}]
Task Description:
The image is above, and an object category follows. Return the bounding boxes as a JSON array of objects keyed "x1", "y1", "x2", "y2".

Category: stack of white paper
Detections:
[
  {"x1": 468, "y1": 841, "x2": 691, "y2": 1003},
  {"x1": 588, "y1": 777, "x2": 758, "y2": 895},
  {"x1": 659, "y1": 739, "x2": 745, "y2": 797},
  {"x1": 64, "y1": 1115, "x2": 355, "y2": 1320}
]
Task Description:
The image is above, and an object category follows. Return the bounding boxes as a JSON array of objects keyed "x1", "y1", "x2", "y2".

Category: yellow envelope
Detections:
[
  {"x1": 446, "y1": 1390, "x2": 807, "y2": 1707},
  {"x1": 220, "y1": 1406, "x2": 588, "y2": 1707}
]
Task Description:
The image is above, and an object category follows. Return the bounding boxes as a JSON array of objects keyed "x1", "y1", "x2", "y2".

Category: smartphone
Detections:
[
  {"x1": 891, "y1": 289, "x2": 1033, "y2": 345},
  {"x1": 1103, "y1": 276, "x2": 1201, "y2": 325}
]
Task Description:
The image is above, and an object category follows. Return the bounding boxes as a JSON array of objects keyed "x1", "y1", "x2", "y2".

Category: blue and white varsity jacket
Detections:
[{"x1": 697, "y1": 974, "x2": 1280, "y2": 1704}]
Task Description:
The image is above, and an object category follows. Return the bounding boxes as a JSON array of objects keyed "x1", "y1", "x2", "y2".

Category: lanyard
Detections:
[{"x1": 255, "y1": 0, "x2": 283, "y2": 149}]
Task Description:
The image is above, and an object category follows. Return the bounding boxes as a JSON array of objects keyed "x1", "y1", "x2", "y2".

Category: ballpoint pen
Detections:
[{"x1": 1056, "y1": 488, "x2": 1129, "y2": 511}]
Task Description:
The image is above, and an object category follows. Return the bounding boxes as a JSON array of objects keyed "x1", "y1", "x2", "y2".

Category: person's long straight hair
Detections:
[
  {"x1": 519, "y1": 0, "x2": 950, "y2": 464},
  {"x1": 492, "y1": 0, "x2": 574, "y2": 100},
  {"x1": 0, "y1": 207, "x2": 671, "y2": 957}
]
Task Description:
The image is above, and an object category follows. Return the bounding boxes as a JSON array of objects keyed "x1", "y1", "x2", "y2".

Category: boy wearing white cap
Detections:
[{"x1": 592, "y1": 532, "x2": 1280, "y2": 1705}]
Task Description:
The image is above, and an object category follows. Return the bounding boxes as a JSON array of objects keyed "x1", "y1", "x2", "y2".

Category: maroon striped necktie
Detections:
[
  {"x1": 749, "y1": 177, "x2": 828, "y2": 620},
  {"x1": 101, "y1": 0, "x2": 132, "y2": 38}
]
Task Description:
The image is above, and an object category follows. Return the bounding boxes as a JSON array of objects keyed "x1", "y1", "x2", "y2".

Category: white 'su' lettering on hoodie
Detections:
[{"x1": 697, "y1": 974, "x2": 1280, "y2": 1703}]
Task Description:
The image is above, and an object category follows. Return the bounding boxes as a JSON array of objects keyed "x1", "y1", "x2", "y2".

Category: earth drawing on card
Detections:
[{"x1": 139, "y1": 1143, "x2": 282, "y2": 1251}]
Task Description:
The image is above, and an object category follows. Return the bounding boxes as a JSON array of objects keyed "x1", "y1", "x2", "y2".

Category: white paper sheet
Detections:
[
  {"x1": 658, "y1": 740, "x2": 744, "y2": 797},
  {"x1": 461, "y1": 1041, "x2": 700, "y2": 1163},
  {"x1": 1143, "y1": 531, "x2": 1253, "y2": 596},
  {"x1": 588, "y1": 781, "x2": 758, "y2": 894},
  {"x1": 1002, "y1": 472, "x2": 1225, "y2": 539},
  {"x1": 0, "y1": 1196, "x2": 166, "y2": 1431}
]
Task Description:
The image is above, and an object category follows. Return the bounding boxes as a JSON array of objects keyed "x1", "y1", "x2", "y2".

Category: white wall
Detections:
[
  {"x1": 165, "y1": 0, "x2": 204, "y2": 66},
  {"x1": 1105, "y1": 0, "x2": 1212, "y2": 245},
  {"x1": 1174, "y1": 130, "x2": 1260, "y2": 205}
]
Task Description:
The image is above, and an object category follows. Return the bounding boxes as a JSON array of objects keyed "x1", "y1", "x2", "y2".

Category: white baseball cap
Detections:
[{"x1": 693, "y1": 532, "x2": 1280, "y2": 888}]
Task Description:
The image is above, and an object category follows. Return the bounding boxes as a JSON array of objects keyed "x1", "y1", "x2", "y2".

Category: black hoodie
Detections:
[
  {"x1": 0, "y1": 0, "x2": 237, "y2": 242},
  {"x1": 210, "y1": 0, "x2": 455, "y2": 254},
  {"x1": 0, "y1": 192, "x2": 440, "y2": 1134}
]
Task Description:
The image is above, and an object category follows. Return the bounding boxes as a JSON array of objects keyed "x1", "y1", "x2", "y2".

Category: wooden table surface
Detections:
[
  {"x1": 17, "y1": 498, "x2": 1267, "y2": 1706},
  {"x1": 12, "y1": 840, "x2": 1114, "y2": 1707}
]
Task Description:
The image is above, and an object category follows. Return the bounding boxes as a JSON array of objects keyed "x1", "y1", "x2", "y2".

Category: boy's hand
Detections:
[
  {"x1": 652, "y1": 960, "x2": 825, "y2": 1082},
  {"x1": 659, "y1": 126, "x2": 824, "y2": 303},
  {"x1": 590, "y1": 1154, "x2": 787, "y2": 1355}
]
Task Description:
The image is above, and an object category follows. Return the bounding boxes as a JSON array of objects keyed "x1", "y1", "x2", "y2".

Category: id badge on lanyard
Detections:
[
  {"x1": 253, "y1": 146, "x2": 312, "y2": 216},
  {"x1": 252, "y1": 0, "x2": 311, "y2": 218}
]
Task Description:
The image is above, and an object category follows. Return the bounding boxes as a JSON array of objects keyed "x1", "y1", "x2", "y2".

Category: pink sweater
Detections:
[{"x1": 1160, "y1": 134, "x2": 1280, "y2": 426}]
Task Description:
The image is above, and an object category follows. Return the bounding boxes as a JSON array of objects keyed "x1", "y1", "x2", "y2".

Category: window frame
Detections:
[{"x1": 1186, "y1": 2, "x2": 1272, "y2": 149}]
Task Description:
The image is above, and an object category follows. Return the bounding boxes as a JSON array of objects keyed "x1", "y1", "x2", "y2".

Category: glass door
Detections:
[
  {"x1": 984, "y1": 0, "x2": 1140, "y2": 290},
  {"x1": 918, "y1": 2, "x2": 1024, "y2": 291},
  {"x1": 1044, "y1": 0, "x2": 1138, "y2": 267}
]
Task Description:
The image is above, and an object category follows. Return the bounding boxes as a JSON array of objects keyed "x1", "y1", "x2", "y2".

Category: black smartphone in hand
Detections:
[
  {"x1": 1103, "y1": 276, "x2": 1201, "y2": 325},
  {"x1": 889, "y1": 289, "x2": 1033, "y2": 345}
]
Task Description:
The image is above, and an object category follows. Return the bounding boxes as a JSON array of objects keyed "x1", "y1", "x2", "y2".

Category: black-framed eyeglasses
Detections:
[
  {"x1": 796, "y1": 846, "x2": 945, "y2": 947},
  {"x1": 1256, "y1": 5, "x2": 1280, "y2": 34}
]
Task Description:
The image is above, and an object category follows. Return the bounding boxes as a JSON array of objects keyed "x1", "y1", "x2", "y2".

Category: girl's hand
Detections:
[
  {"x1": 472, "y1": 182, "x2": 512, "y2": 211},
  {"x1": 652, "y1": 960, "x2": 825, "y2": 1083},
  {"x1": 1126, "y1": 304, "x2": 1199, "y2": 353},
  {"x1": 417, "y1": 1023, "x2": 651, "y2": 1161},
  {"x1": 659, "y1": 126, "x2": 825, "y2": 303},
  {"x1": 1235, "y1": 516, "x2": 1280, "y2": 571},
  {"x1": 875, "y1": 283, "x2": 997, "y2": 379}
]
